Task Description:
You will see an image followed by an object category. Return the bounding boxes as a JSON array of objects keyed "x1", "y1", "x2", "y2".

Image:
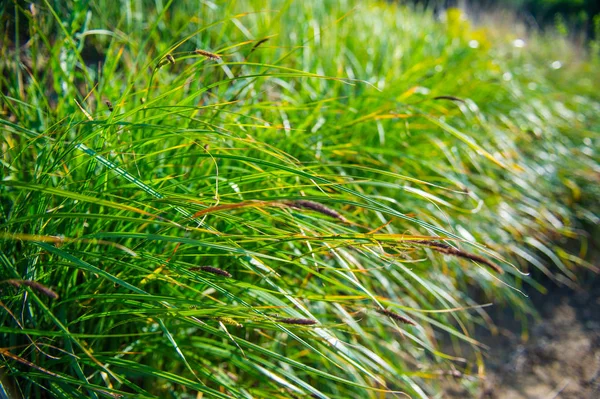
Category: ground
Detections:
[{"x1": 444, "y1": 276, "x2": 600, "y2": 398}]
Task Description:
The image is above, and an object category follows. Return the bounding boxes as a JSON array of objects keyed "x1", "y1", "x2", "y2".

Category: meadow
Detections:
[{"x1": 1, "y1": 1, "x2": 599, "y2": 398}]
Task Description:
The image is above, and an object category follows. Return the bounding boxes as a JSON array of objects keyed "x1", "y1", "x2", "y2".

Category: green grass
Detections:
[{"x1": 1, "y1": 1, "x2": 598, "y2": 398}]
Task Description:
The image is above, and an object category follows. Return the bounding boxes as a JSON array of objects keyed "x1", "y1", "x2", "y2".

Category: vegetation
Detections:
[
  {"x1": 410, "y1": 0, "x2": 600, "y2": 39},
  {"x1": 503, "y1": 0, "x2": 599, "y2": 26},
  {"x1": 1, "y1": 1, "x2": 598, "y2": 398}
]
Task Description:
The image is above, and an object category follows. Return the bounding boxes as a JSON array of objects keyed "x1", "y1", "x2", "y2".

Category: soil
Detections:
[{"x1": 443, "y1": 276, "x2": 600, "y2": 399}]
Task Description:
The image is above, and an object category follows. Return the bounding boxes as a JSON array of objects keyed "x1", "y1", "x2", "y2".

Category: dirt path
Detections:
[
  {"x1": 480, "y1": 288, "x2": 600, "y2": 398},
  {"x1": 444, "y1": 277, "x2": 600, "y2": 398}
]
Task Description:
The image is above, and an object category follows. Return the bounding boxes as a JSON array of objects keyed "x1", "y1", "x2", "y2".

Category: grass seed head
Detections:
[
  {"x1": 191, "y1": 266, "x2": 232, "y2": 278},
  {"x1": 217, "y1": 317, "x2": 243, "y2": 327},
  {"x1": 3, "y1": 279, "x2": 59, "y2": 299},
  {"x1": 413, "y1": 240, "x2": 451, "y2": 250},
  {"x1": 250, "y1": 37, "x2": 270, "y2": 53},
  {"x1": 376, "y1": 308, "x2": 416, "y2": 325},
  {"x1": 433, "y1": 95, "x2": 466, "y2": 103},
  {"x1": 414, "y1": 240, "x2": 503, "y2": 274},
  {"x1": 194, "y1": 49, "x2": 221, "y2": 60},
  {"x1": 278, "y1": 317, "x2": 317, "y2": 325},
  {"x1": 285, "y1": 200, "x2": 349, "y2": 223},
  {"x1": 155, "y1": 54, "x2": 176, "y2": 70}
]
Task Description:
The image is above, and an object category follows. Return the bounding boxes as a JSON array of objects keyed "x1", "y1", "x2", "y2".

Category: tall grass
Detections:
[{"x1": 1, "y1": 1, "x2": 598, "y2": 398}]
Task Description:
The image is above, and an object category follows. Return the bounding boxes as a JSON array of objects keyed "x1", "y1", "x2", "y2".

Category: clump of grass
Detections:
[{"x1": 0, "y1": 1, "x2": 598, "y2": 398}]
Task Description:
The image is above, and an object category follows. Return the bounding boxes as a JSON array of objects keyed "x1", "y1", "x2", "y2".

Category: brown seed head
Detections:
[
  {"x1": 217, "y1": 317, "x2": 243, "y2": 328},
  {"x1": 285, "y1": 200, "x2": 349, "y2": 223},
  {"x1": 190, "y1": 266, "x2": 232, "y2": 278},
  {"x1": 414, "y1": 240, "x2": 503, "y2": 274},
  {"x1": 194, "y1": 49, "x2": 221, "y2": 60},
  {"x1": 250, "y1": 38, "x2": 270, "y2": 54},
  {"x1": 4, "y1": 280, "x2": 58, "y2": 299},
  {"x1": 376, "y1": 308, "x2": 416, "y2": 325},
  {"x1": 278, "y1": 317, "x2": 317, "y2": 325}
]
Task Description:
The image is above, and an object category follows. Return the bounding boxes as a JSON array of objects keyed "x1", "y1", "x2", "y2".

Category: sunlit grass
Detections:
[{"x1": 1, "y1": 1, "x2": 598, "y2": 398}]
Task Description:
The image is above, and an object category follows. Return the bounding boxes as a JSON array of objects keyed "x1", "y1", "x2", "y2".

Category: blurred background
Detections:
[{"x1": 404, "y1": 0, "x2": 600, "y2": 37}]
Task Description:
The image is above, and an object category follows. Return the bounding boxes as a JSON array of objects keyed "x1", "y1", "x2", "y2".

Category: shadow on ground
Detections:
[{"x1": 444, "y1": 275, "x2": 600, "y2": 398}]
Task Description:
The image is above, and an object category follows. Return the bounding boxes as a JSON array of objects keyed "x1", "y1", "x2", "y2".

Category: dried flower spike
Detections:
[
  {"x1": 376, "y1": 308, "x2": 416, "y2": 326},
  {"x1": 155, "y1": 54, "x2": 176, "y2": 70},
  {"x1": 195, "y1": 49, "x2": 221, "y2": 60},
  {"x1": 285, "y1": 200, "x2": 349, "y2": 223},
  {"x1": 250, "y1": 37, "x2": 270, "y2": 54},
  {"x1": 433, "y1": 95, "x2": 466, "y2": 103},
  {"x1": 217, "y1": 317, "x2": 243, "y2": 328},
  {"x1": 190, "y1": 266, "x2": 232, "y2": 278},
  {"x1": 414, "y1": 240, "x2": 503, "y2": 274},
  {"x1": 278, "y1": 317, "x2": 317, "y2": 325},
  {"x1": 4, "y1": 279, "x2": 59, "y2": 299}
]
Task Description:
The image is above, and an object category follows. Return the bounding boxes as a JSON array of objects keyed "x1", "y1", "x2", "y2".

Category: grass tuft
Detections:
[{"x1": 0, "y1": 0, "x2": 598, "y2": 398}]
